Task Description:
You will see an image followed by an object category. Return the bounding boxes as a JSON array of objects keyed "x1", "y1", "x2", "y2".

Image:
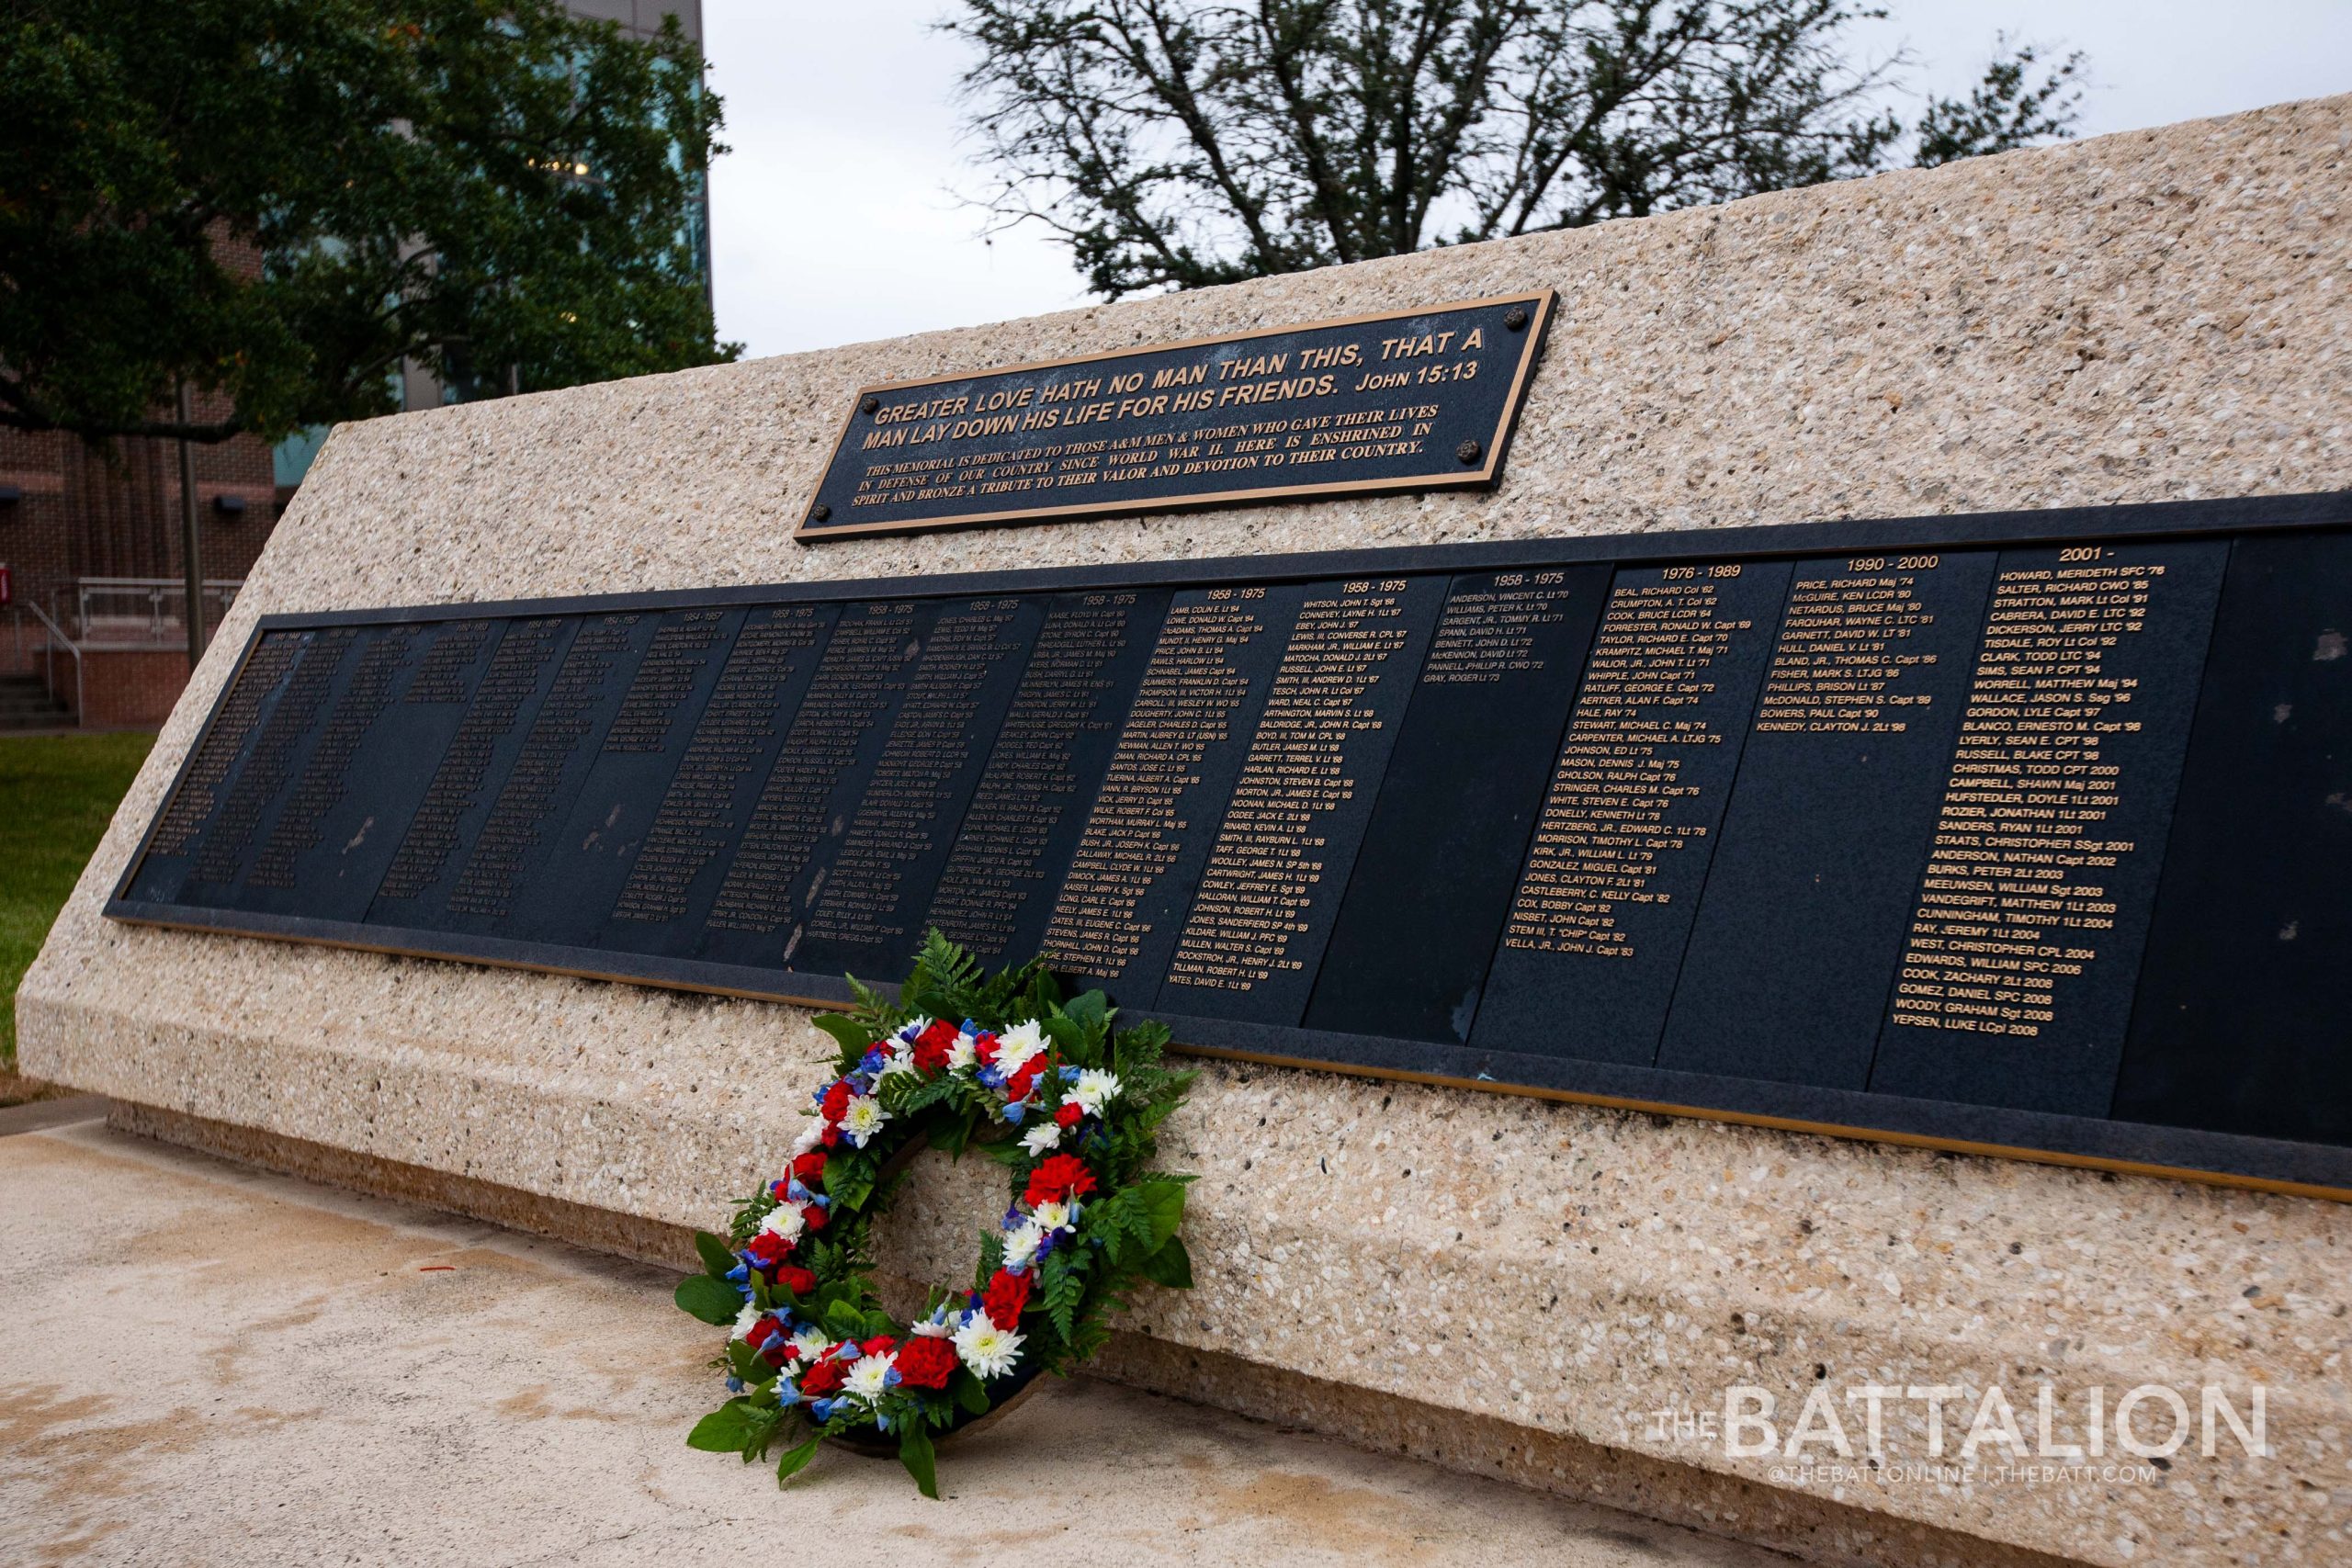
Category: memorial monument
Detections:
[{"x1": 21, "y1": 97, "x2": 2352, "y2": 1566}]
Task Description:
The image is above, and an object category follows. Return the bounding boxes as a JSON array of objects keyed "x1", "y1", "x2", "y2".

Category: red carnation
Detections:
[
  {"x1": 790, "y1": 1151, "x2": 827, "y2": 1187},
  {"x1": 798, "y1": 1357, "x2": 846, "y2": 1397},
  {"x1": 768, "y1": 1178, "x2": 792, "y2": 1201},
  {"x1": 803, "y1": 1201, "x2": 829, "y2": 1231},
  {"x1": 981, "y1": 1267, "x2": 1032, "y2": 1329},
  {"x1": 1053, "y1": 1101, "x2": 1085, "y2": 1129},
  {"x1": 1023, "y1": 1153, "x2": 1097, "y2": 1209},
  {"x1": 775, "y1": 1263, "x2": 817, "y2": 1297},
  {"x1": 859, "y1": 1334, "x2": 898, "y2": 1358},
  {"x1": 912, "y1": 1018, "x2": 961, "y2": 1074},
  {"x1": 820, "y1": 1079, "x2": 854, "y2": 1122},
  {"x1": 743, "y1": 1231, "x2": 790, "y2": 1268},
  {"x1": 745, "y1": 1314, "x2": 781, "y2": 1349},
  {"x1": 1005, "y1": 1063, "x2": 1041, "y2": 1102},
  {"x1": 894, "y1": 1335, "x2": 957, "y2": 1390},
  {"x1": 974, "y1": 1031, "x2": 1002, "y2": 1065},
  {"x1": 821, "y1": 1123, "x2": 842, "y2": 1148}
]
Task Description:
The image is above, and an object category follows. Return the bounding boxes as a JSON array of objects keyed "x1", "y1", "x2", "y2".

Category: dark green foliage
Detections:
[
  {"x1": 946, "y1": 0, "x2": 2089, "y2": 299},
  {"x1": 1, "y1": 0, "x2": 735, "y2": 446}
]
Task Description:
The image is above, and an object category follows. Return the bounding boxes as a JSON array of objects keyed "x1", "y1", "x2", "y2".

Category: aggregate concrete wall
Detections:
[{"x1": 23, "y1": 96, "x2": 2352, "y2": 1567}]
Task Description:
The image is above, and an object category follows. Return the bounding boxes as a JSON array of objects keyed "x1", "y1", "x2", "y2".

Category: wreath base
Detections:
[{"x1": 826, "y1": 1360, "x2": 1051, "y2": 1458}]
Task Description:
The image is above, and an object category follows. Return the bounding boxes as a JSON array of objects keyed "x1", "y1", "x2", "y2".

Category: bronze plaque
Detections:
[{"x1": 796, "y1": 292, "x2": 1555, "y2": 541}]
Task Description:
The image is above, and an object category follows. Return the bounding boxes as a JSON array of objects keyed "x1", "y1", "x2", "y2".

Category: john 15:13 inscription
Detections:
[
  {"x1": 795, "y1": 293, "x2": 1555, "y2": 540},
  {"x1": 107, "y1": 494, "x2": 2352, "y2": 1197}
]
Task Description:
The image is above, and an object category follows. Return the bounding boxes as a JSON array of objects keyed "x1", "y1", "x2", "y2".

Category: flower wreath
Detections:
[{"x1": 673, "y1": 934, "x2": 1195, "y2": 1496}]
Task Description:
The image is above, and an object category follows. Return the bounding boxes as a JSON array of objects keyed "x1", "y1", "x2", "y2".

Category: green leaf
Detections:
[
  {"x1": 1136, "y1": 1178, "x2": 1189, "y2": 1252},
  {"x1": 812, "y1": 1014, "x2": 874, "y2": 1056},
  {"x1": 824, "y1": 1298, "x2": 867, "y2": 1341},
  {"x1": 675, "y1": 1273, "x2": 743, "y2": 1325},
  {"x1": 1136, "y1": 1235, "x2": 1193, "y2": 1290},
  {"x1": 725, "y1": 1341, "x2": 764, "y2": 1382},
  {"x1": 694, "y1": 1229, "x2": 739, "y2": 1279},
  {"x1": 950, "y1": 1368, "x2": 990, "y2": 1417},
  {"x1": 1062, "y1": 989, "x2": 1109, "y2": 1031},
  {"x1": 686, "y1": 1399, "x2": 763, "y2": 1453},
  {"x1": 775, "y1": 1433, "x2": 822, "y2": 1486},
  {"x1": 899, "y1": 1418, "x2": 940, "y2": 1500}
]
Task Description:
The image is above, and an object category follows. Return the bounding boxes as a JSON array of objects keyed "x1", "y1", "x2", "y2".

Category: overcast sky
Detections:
[{"x1": 703, "y1": 2, "x2": 2352, "y2": 361}]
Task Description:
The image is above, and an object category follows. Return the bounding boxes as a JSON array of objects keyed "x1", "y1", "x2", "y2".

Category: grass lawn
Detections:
[{"x1": 1, "y1": 731, "x2": 154, "y2": 1073}]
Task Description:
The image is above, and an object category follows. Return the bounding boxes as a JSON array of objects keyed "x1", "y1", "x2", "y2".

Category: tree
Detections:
[
  {"x1": 0, "y1": 0, "x2": 734, "y2": 446},
  {"x1": 945, "y1": 1, "x2": 2087, "y2": 299}
]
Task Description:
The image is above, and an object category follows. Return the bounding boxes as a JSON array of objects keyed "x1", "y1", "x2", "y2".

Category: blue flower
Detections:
[
  {"x1": 1058, "y1": 1065, "x2": 1080, "y2": 1082},
  {"x1": 1002, "y1": 1101, "x2": 1026, "y2": 1123},
  {"x1": 810, "y1": 1398, "x2": 841, "y2": 1423},
  {"x1": 976, "y1": 1065, "x2": 1005, "y2": 1089},
  {"x1": 874, "y1": 1412, "x2": 894, "y2": 1433},
  {"x1": 884, "y1": 1368, "x2": 902, "y2": 1388},
  {"x1": 726, "y1": 1260, "x2": 750, "y2": 1284},
  {"x1": 859, "y1": 1046, "x2": 888, "y2": 1075},
  {"x1": 726, "y1": 1375, "x2": 744, "y2": 1393}
]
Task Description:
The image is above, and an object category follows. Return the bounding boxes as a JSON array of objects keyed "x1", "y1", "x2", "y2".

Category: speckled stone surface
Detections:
[{"x1": 21, "y1": 97, "x2": 2352, "y2": 1568}]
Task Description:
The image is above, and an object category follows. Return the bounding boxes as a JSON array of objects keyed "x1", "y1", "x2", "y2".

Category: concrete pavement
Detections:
[{"x1": 0, "y1": 1113, "x2": 1794, "y2": 1568}]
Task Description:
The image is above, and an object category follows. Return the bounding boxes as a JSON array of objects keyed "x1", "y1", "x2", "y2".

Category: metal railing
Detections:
[
  {"x1": 71, "y1": 577, "x2": 243, "y2": 649},
  {"x1": 23, "y1": 597, "x2": 83, "y2": 721}
]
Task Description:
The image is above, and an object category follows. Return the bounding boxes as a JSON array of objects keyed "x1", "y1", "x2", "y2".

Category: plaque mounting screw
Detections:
[
  {"x1": 1456, "y1": 439, "x2": 1484, "y2": 465},
  {"x1": 1504, "y1": 307, "x2": 1529, "y2": 332},
  {"x1": 810, "y1": 503, "x2": 831, "y2": 522},
  {"x1": 860, "y1": 395, "x2": 880, "y2": 414}
]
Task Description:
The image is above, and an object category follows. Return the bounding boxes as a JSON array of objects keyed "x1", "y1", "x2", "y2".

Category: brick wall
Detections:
[{"x1": 0, "y1": 390, "x2": 279, "y2": 690}]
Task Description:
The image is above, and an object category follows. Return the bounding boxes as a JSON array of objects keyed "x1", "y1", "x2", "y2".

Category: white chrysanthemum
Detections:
[
  {"x1": 1029, "y1": 1198, "x2": 1071, "y2": 1234},
  {"x1": 729, "y1": 1301, "x2": 768, "y2": 1341},
  {"x1": 947, "y1": 1031, "x2": 978, "y2": 1071},
  {"x1": 879, "y1": 1044, "x2": 918, "y2": 1079},
  {"x1": 1001, "y1": 1219, "x2": 1045, "y2": 1270},
  {"x1": 897, "y1": 1014, "x2": 933, "y2": 1044},
  {"x1": 788, "y1": 1325, "x2": 831, "y2": 1360},
  {"x1": 838, "y1": 1094, "x2": 888, "y2": 1145},
  {"x1": 844, "y1": 1353, "x2": 896, "y2": 1400},
  {"x1": 792, "y1": 1117, "x2": 826, "y2": 1155},
  {"x1": 954, "y1": 1317, "x2": 1025, "y2": 1380},
  {"x1": 995, "y1": 1020, "x2": 1048, "y2": 1073},
  {"x1": 910, "y1": 1308, "x2": 956, "y2": 1338},
  {"x1": 758, "y1": 1201, "x2": 806, "y2": 1243},
  {"x1": 1070, "y1": 1067, "x2": 1123, "y2": 1116},
  {"x1": 1020, "y1": 1121, "x2": 1061, "y2": 1156}
]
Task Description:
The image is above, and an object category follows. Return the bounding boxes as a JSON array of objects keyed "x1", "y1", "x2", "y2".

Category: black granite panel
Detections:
[
  {"x1": 923, "y1": 590, "x2": 1170, "y2": 973},
  {"x1": 2111, "y1": 532, "x2": 2352, "y2": 1145},
  {"x1": 1156, "y1": 573, "x2": 1451, "y2": 1024},
  {"x1": 1657, "y1": 548, "x2": 1998, "y2": 1088},
  {"x1": 100, "y1": 495, "x2": 2352, "y2": 1193},
  {"x1": 1469, "y1": 559, "x2": 1793, "y2": 1062},
  {"x1": 502, "y1": 606, "x2": 743, "y2": 949},
  {"x1": 1040, "y1": 582, "x2": 1309, "y2": 998},
  {"x1": 700, "y1": 600, "x2": 936, "y2": 975},
  {"x1": 1303, "y1": 566, "x2": 1610, "y2": 1041},
  {"x1": 598, "y1": 604, "x2": 840, "y2": 958},
  {"x1": 1867, "y1": 539, "x2": 2230, "y2": 1116},
  {"x1": 792, "y1": 595, "x2": 1046, "y2": 976}
]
